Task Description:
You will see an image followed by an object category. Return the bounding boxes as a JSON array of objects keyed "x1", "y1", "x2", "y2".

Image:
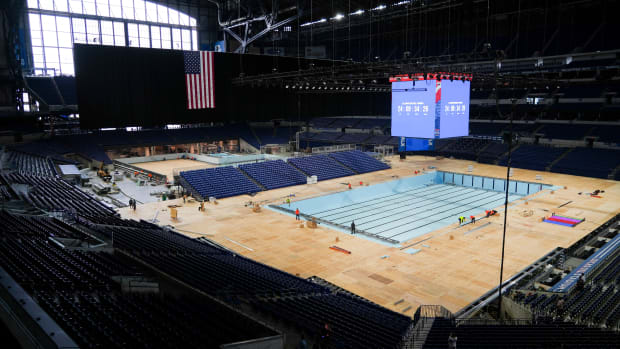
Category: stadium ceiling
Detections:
[
  {"x1": 206, "y1": 0, "x2": 303, "y2": 53},
  {"x1": 231, "y1": 49, "x2": 620, "y2": 92},
  {"x1": 203, "y1": 0, "x2": 464, "y2": 53}
]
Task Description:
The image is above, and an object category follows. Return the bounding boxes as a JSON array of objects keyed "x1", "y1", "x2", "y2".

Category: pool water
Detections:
[{"x1": 276, "y1": 171, "x2": 552, "y2": 245}]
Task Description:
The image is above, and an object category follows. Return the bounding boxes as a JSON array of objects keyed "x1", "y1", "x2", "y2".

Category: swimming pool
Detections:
[{"x1": 272, "y1": 171, "x2": 553, "y2": 245}]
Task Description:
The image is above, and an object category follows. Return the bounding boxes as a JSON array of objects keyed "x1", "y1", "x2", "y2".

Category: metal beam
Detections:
[{"x1": 245, "y1": 14, "x2": 299, "y2": 46}]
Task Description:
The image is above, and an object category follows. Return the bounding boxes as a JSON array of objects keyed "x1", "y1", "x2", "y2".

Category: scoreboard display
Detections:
[{"x1": 391, "y1": 73, "x2": 471, "y2": 139}]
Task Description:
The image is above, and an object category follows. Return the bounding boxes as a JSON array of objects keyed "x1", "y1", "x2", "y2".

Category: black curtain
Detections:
[{"x1": 74, "y1": 44, "x2": 389, "y2": 129}]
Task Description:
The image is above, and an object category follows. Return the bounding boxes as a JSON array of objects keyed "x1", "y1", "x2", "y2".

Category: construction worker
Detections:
[
  {"x1": 286, "y1": 197, "x2": 291, "y2": 207},
  {"x1": 351, "y1": 221, "x2": 356, "y2": 235},
  {"x1": 348, "y1": 183, "x2": 352, "y2": 189},
  {"x1": 295, "y1": 208, "x2": 300, "y2": 220},
  {"x1": 470, "y1": 215, "x2": 476, "y2": 224}
]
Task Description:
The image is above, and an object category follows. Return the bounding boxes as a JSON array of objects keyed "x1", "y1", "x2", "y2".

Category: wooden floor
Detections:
[
  {"x1": 118, "y1": 156, "x2": 620, "y2": 316},
  {"x1": 132, "y1": 158, "x2": 215, "y2": 181}
]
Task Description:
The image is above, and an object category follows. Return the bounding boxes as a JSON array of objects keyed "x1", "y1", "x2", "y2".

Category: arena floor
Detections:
[
  {"x1": 278, "y1": 173, "x2": 533, "y2": 244},
  {"x1": 118, "y1": 155, "x2": 620, "y2": 315},
  {"x1": 130, "y1": 158, "x2": 215, "y2": 181}
]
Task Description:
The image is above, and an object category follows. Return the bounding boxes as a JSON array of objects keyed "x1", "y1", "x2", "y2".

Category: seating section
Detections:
[
  {"x1": 507, "y1": 214, "x2": 620, "y2": 331},
  {"x1": 498, "y1": 145, "x2": 568, "y2": 171},
  {"x1": 180, "y1": 166, "x2": 262, "y2": 199},
  {"x1": 288, "y1": 155, "x2": 355, "y2": 180},
  {"x1": 469, "y1": 123, "x2": 506, "y2": 136},
  {"x1": 0, "y1": 227, "x2": 275, "y2": 348},
  {"x1": 590, "y1": 125, "x2": 620, "y2": 143},
  {"x1": 94, "y1": 226, "x2": 228, "y2": 255},
  {"x1": 310, "y1": 117, "x2": 337, "y2": 128},
  {"x1": 355, "y1": 118, "x2": 390, "y2": 129},
  {"x1": 253, "y1": 293, "x2": 412, "y2": 349},
  {"x1": 423, "y1": 318, "x2": 619, "y2": 349},
  {"x1": 181, "y1": 152, "x2": 390, "y2": 199},
  {"x1": 6, "y1": 151, "x2": 57, "y2": 176},
  {"x1": 3, "y1": 173, "x2": 115, "y2": 216},
  {"x1": 311, "y1": 132, "x2": 344, "y2": 142},
  {"x1": 328, "y1": 150, "x2": 390, "y2": 173},
  {"x1": 365, "y1": 135, "x2": 393, "y2": 144},
  {"x1": 239, "y1": 160, "x2": 307, "y2": 190},
  {"x1": 478, "y1": 142, "x2": 509, "y2": 164},
  {"x1": 93, "y1": 225, "x2": 327, "y2": 297},
  {"x1": 438, "y1": 138, "x2": 492, "y2": 161},
  {"x1": 309, "y1": 117, "x2": 389, "y2": 130},
  {"x1": 0, "y1": 210, "x2": 97, "y2": 242},
  {"x1": 86, "y1": 220, "x2": 413, "y2": 348},
  {"x1": 551, "y1": 147, "x2": 620, "y2": 179},
  {"x1": 538, "y1": 124, "x2": 593, "y2": 140},
  {"x1": 337, "y1": 133, "x2": 371, "y2": 143},
  {"x1": 0, "y1": 185, "x2": 15, "y2": 202}
]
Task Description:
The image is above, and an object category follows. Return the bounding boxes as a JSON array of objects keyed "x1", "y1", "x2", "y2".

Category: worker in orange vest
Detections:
[{"x1": 295, "y1": 208, "x2": 300, "y2": 220}]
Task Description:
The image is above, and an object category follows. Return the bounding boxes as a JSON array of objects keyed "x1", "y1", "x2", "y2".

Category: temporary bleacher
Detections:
[
  {"x1": 179, "y1": 151, "x2": 391, "y2": 199},
  {"x1": 239, "y1": 160, "x2": 307, "y2": 189},
  {"x1": 180, "y1": 166, "x2": 262, "y2": 199},
  {"x1": 551, "y1": 147, "x2": 620, "y2": 179},
  {"x1": 288, "y1": 154, "x2": 355, "y2": 180},
  {"x1": 328, "y1": 150, "x2": 390, "y2": 173}
]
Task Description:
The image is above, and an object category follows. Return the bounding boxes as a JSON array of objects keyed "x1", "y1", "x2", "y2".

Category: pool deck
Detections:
[
  {"x1": 118, "y1": 155, "x2": 620, "y2": 315},
  {"x1": 274, "y1": 173, "x2": 529, "y2": 245}
]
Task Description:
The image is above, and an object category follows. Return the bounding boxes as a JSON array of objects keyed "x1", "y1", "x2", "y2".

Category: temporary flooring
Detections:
[
  {"x1": 131, "y1": 158, "x2": 215, "y2": 181},
  {"x1": 118, "y1": 155, "x2": 620, "y2": 316}
]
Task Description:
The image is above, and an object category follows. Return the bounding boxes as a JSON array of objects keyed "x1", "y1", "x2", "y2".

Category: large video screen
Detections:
[
  {"x1": 391, "y1": 78, "x2": 470, "y2": 139},
  {"x1": 439, "y1": 80, "x2": 470, "y2": 138},
  {"x1": 391, "y1": 80, "x2": 436, "y2": 139}
]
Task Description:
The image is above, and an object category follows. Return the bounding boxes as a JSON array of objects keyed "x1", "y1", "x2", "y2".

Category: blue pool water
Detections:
[{"x1": 276, "y1": 171, "x2": 552, "y2": 245}]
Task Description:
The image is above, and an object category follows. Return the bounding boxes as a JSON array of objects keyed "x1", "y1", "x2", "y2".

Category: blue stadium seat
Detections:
[
  {"x1": 287, "y1": 155, "x2": 355, "y2": 180},
  {"x1": 180, "y1": 166, "x2": 262, "y2": 199},
  {"x1": 328, "y1": 150, "x2": 390, "y2": 173},
  {"x1": 239, "y1": 160, "x2": 307, "y2": 190}
]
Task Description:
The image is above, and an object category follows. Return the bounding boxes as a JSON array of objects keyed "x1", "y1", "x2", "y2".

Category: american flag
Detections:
[{"x1": 184, "y1": 51, "x2": 215, "y2": 109}]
